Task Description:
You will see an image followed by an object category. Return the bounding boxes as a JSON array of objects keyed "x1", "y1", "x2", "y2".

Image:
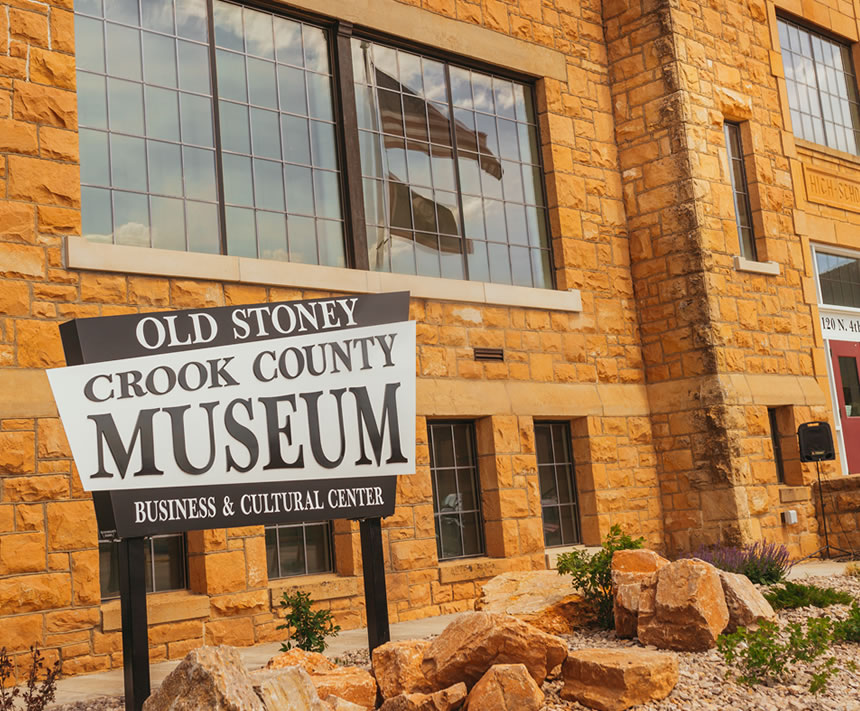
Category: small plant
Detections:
[
  {"x1": 556, "y1": 524, "x2": 645, "y2": 629},
  {"x1": 277, "y1": 590, "x2": 340, "y2": 654},
  {"x1": 685, "y1": 541, "x2": 791, "y2": 585},
  {"x1": 0, "y1": 646, "x2": 61, "y2": 711},
  {"x1": 833, "y1": 603, "x2": 860, "y2": 643},
  {"x1": 764, "y1": 581, "x2": 855, "y2": 610},
  {"x1": 845, "y1": 562, "x2": 860, "y2": 579},
  {"x1": 717, "y1": 618, "x2": 848, "y2": 693}
]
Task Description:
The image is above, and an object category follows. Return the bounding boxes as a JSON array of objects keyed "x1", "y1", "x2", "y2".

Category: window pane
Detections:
[
  {"x1": 266, "y1": 523, "x2": 334, "y2": 579},
  {"x1": 535, "y1": 422, "x2": 581, "y2": 547},
  {"x1": 429, "y1": 422, "x2": 483, "y2": 561}
]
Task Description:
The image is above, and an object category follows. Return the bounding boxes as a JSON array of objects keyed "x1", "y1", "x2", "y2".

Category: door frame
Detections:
[{"x1": 811, "y1": 243, "x2": 860, "y2": 476}]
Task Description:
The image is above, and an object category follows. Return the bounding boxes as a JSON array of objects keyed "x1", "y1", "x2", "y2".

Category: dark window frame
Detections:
[
  {"x1": 265, "y1": 520, "x2": 335, "y2": 579},
  {"x1": 73, "y1": 0, "x2": 555, "y2": 288},
  {"x1": 724, "y1": 121, "x2": 758, "y2": 261},
  {"x1": 98, "y1": 533, "x2": 188, "y2": 601},
  {"x1": 428, "y1": 420, "x2": 485, "y2": 561},
  {"x1": 534, "y1": 420, "x2": 582, "y2": 547},
  {"x1": 777, "y1": 15, "x2": 860, "y2": 155},
  {"x1": 767, "y1": 407, "x2": 786, "y2": 484}
]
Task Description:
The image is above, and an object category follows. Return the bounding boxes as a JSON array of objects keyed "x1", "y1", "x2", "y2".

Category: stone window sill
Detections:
[
  {"x1": 795, "y1": 138, "x2": 860, "y2": 167},
  {"x1": 67, "y1": 237, "x2": 583, "y2": 313},
  {"x1": 733, "y1": 255, "x2": 781, "y2": 276},
  {"x1": 101, "y1": 590, "x2": 209, "y2": 632},
  {"x1": 268, "y1": 572, "x2": 362, "y2": 603}
]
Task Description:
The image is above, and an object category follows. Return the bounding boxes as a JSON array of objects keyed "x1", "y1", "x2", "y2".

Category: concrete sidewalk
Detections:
[{"x1": 50, "y1": 612, "x2": 461, "y2": 706}]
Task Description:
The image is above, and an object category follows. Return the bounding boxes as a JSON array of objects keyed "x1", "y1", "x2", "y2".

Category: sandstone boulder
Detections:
[
  {"x1": 142, "y1": 646, "x2": 264, "y2": 711},
  {"x1": 372, "y1": 639, "x2": 433, "y2": 698},
  {"x1": 611, "y1": 550, "x2": 669, "y2": 638},
  {"x1": 251, "y1": 667, "x2": 328, "y2": 711},
  {"x1": 561, "y1": 648, "x2": 679, "y2": 711},
  {"x1": 718, "y1": 570, "x2": 777, "y2": 633},
  {"x1": 474, "y1": 570, "x2": 591, "y2": 634},
  {"x1": 323, "y1": 697, "x2": 368, "y2": 711},
  {"x1": 463, "y1": 664, "x2": 544, "y2": 711},
  {"x1": 265, "y1": 649, "x2": 376, "y2": 709},
  {"x1": 311, "y1": 667, "x2": 377, "y2": 710},
  {"x1": 421, "y1": 612, "x2": 567, "y2": 690},
  {"x1": 267, "y1": 649, "x2": 337, "y2": 674},
  {"x1": 378, "y1": 683, "x2": 467, "y2": 711},
  {"x1": 637, "y1": 558, "x2": 729, "y2": 651}
]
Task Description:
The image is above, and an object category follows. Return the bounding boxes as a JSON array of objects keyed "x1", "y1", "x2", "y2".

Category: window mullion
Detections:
[
  {"x1": 444, "y1": 64, "x2": 471, "y2": 282},
  {"x1": 205, "y1": 0, "x2": 229, "y2": 256},
  {"x1": 333, "y1": 22, "x2": 370, "y2": 271}
]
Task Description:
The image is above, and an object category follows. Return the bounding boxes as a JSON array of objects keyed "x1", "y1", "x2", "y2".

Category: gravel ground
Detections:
[{"x1": 49, "y1": 575, "x2": 860, "y2": 711}]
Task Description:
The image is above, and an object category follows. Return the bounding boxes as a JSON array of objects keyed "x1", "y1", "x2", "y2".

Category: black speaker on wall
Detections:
[{"x1": 797, "y1": 421, "x2": 836, "y2": 462}]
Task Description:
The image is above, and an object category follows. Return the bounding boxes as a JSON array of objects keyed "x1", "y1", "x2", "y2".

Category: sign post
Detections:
[{"x1": 50, "y1": 292, "x2": 415, "y2": 711}]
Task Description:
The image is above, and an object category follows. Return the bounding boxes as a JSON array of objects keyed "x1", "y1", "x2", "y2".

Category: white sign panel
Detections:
[
  {"x1": 48, "y1": 321, "x2": 416, "y2": 492},
  {"x1": 820, "y1": 310, "x2": 860, "y2": 343}
]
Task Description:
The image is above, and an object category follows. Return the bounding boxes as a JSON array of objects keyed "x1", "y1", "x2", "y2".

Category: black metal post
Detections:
[
  {"x1": 359, "y1": 517, "x2": 390, "y2": 652},
  {"x1": 815, "y1": 460, "x2": 831, "y2": 553},
  {"x1": 118, "y1": 537, "x2": 150, "y2": 711}
]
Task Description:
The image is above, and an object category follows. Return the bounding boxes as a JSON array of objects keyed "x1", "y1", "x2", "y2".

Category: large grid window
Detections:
[
  {"x1": 778, "y1": 18, "x2": 860, "y2": 154},
  {"x1": 817, "y1": 251, "x2": 860, "y2": 308},
  {"x1": 73, "y1": 0, "x2": 554, "y2": 288},
  {"x1": 265, "y1": 522, "x2": 333, "y2": 579},
  {"x1": 535, "y1": 422, "x2": 581, "y2": 547},
  {"x1": 74, "y1": 0, "x2": 344, "y2": 265},
  {"x1": 354, "y1": 40, "x2": 551, "y2": 287},
  {"x1": 99, "y1": 534, "x2": 187, "y2": 600},
  {"x1": 724, "y1": 122, "x2": 757, "y2": 261},
  {"x1": 428, "y1": 422, "x2": 484, "y2": 560}
]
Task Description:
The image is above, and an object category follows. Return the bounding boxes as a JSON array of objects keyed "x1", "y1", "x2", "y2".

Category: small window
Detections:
[
  {"x1": 816, "y1": 251, "x2": 860, "y2": 308},
  {"x1": 767, "y1": 407, "x2": 786, "y2": 484},
  {"x1": 99, "y1": 533, "x2": 187, "y2": 600},
  {"x1": 535, "y1": 421, "x2": 581, "y2": 547},
  {"x1": 777, "y1": 18, "x2": 860, "y2": 154},
  {"x1": 428, "y1": 421, "x2": 484, "y2": 560},
  {"x1": 265, "y1": 522, "x2": 333, "y2": 579},
  {"x1": 724, "y1": 122, "x2": 757, "y2": 261}
]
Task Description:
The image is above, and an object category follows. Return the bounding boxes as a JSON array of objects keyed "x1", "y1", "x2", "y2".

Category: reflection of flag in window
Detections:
[{"x1": 374, "y1": 68, "x2": 503, "y2": 180}]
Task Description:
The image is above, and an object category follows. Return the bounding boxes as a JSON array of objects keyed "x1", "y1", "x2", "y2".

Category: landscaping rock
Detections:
[
  {"x1": 267, "y1": 649, "x2": 337, "y2": 674},
  {"x1": 311, "y1": 667, "x2": 378, "y2": 710},
  {"x1": 561, "y1": 648, "x2": 679, "y2": 711},
  {"x1": 719, "y1": 570, "x2": 778, "y2": 633},
  {"x1": 474, "y1": 570, "x2": 591, "y2": 634},
  {"x1": 265, "y1": 649, "x2": 376, "y2": 709},
  {"x1": 323, "y1": 697, "x2": 367, "y2": 711},
  {"x1": 611, "y1": 549, "x2": 669, "y2": 638},
  {"x1": 372, "y1": 639, "x2": 433, "y2": 698},
  {"x1": 142, "y1": 645, "x2": 265, "y2": 711},
  {"x1": 637, "y1": 558, "x2": 729, "y2": 651},
  {"x1": 378, "y1": 683, "x2": 467, "y2": 711},
  {"x1": 251, "y1": 667, "x2": 328, "y2": 711},
  {"x1": 463, "y1": 664, "x2": 544, "y2": 711},
  {"x1": 421, "y1": 611, "x2": 567, "y2": 690}
]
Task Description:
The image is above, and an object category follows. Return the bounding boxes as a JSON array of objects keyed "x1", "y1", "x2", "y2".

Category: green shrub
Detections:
[
  {"x1": 556, "y1": 524, "x2": 644, "y2": 629},
  {"x1": 277, "y1": 590, "x2": 340, "y2": 654},
  {"x1": 833, "y1": 603, "x2": 860, "y2": 643},
  {"x1": 717, "y1": 618, "x2": 850, "y2": 693},
  {"x1": 764, "y1": 581, "x2": 854, "y2": 610}
]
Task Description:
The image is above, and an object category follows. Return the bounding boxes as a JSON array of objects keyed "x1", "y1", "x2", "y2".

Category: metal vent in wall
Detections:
[{"x1": 473, "y1": 347, "x2": 504, "y2": 362}]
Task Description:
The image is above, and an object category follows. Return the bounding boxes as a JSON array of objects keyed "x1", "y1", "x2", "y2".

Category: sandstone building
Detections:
[{"x1": 2, "y1": 0, "x2": 860, "y2": 680}]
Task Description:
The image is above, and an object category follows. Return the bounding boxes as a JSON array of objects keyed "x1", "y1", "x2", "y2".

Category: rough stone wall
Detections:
[
  {"x1": 814, "y1": 474, "x2": 860, "y2": 555},
  {"x1": 604, "y1": 0, "x2": 835, "y2": 556},
  {"x1": 0, "y1": 0, "x2": 668, "y2": 681}
]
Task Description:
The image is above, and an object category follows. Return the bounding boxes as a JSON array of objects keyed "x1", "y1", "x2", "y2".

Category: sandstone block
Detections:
[
  {"x1": 718, "y1": 570, "x2": 777, "y2": 633},
  {"x1": 379, "y1": 683, "x2": 467, "y2": 711},
  {"x1": 637, "y1": 558, "x2": 729, "y2": 651},
  {"x1": 142, "y1": 646, "x2": 264, "y2": 711},
  {"x1": 251, "y1": 667, "x2": 328, "y2": 711},
  {"x1": 463, "y1": 664, "x2": 544, "y2": 711},
  {"x1": 475, "y1": 570, "x2": 591, "y2": 634},
  {"x1": 421, "y1": 611, "x2": 567, "y2": 690},
  {"x1": 0, "y1": 572, "x2": 71, "y2": 615},
  {"x1": 0, "y1": 532, "x2": 46, "y2": 574},
  {"x1": 372, "y1": 639, "x2": 433, "y2": 698},
  {"x1": 267, "y1": 649, "x2": 337, "y2": 674},
  {"x1": 310, "y1": 667, "x2": 378, "y2": 710},
  {"x1": 13, "y1": 83, "x2": 77, "y2": 129},
  {"x1": 8, "y1": 155, "x2": 79, "y2": 207},
  {"x1": 611, "y1": 549, "x2": 669, "y2": 638},
  {"x1": 47, "y1": 501, "x2": 97, "y2": 551},
  {"x1": 0, "y1": 431, "x2": 35, "y2": 474},
  {"x1": 562, "y1": 649, "x2": 679, "y2": 711},
  {"x1": 2, "y1": 613, "x2": 43, "y2": 652},
  {"x1": 323, "y1": 697, "x2": 367, "y2": 711}
]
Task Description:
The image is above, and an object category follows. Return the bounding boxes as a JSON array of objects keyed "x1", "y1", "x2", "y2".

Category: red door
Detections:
[{"x1": 831, "y1": 340, "x2": 860, "y2": 474}]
